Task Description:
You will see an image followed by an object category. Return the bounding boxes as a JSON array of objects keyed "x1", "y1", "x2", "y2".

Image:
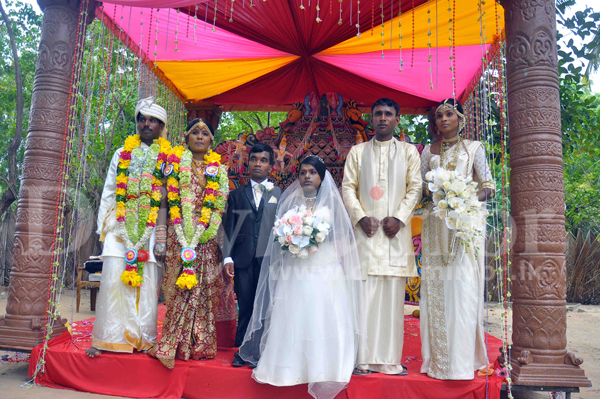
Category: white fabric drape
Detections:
[{"x1": 91, "y1": 257, "x2": 159, "y2": 352}]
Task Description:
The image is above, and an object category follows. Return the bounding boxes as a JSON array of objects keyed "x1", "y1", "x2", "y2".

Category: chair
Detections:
[{"x1": 76, "y1": 259, "x2": 102, "y2": 312}]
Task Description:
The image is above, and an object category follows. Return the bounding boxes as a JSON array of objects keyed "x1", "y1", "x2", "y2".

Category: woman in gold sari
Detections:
[
  {"x1": 149, "y1": 118, "x2": 230, "y2": 369},
  {"x1": 420, "y1": 99, "x2": 495, "y2": 380}
]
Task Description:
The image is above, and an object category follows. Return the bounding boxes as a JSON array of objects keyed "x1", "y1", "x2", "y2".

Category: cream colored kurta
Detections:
[
  {"x1": 420, "y1": 140, "x2": 492, "y2": 380},
  {"x1": 342, "y1": 139, "x2": 422, "y2": 278},
  {"x1": 92, "y1": 143, "x2": 160, "y2": 353},
  {"x1": 342, "y1": 138, "x2": 422, "y2": 374}
]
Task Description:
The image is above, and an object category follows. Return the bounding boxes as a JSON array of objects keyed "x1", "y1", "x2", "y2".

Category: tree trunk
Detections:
[{"x1": 0, "y1": 2, "x2": 25, "y2": 219}]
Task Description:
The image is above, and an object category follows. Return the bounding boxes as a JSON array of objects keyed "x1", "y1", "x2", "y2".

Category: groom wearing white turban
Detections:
[
  {"x1": 87, "y1": 97, "x2": 169, "y2": 358},
  {"x1": 135, "y1": 96, "x2": 168, "y2": 139}
]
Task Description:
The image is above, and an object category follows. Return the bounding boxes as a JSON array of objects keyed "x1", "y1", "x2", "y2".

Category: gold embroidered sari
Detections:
[{"x1": 153, "y1": 164, "x2": 231, "y2": 369}]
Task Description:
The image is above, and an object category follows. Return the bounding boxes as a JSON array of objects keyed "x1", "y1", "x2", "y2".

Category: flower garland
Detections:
[
  {"x1": 115, "y1": 134, "x2": 171, "y2": 288},
  {"x1": 167, "y1": 149, "x2": 229, "y2": 290}
]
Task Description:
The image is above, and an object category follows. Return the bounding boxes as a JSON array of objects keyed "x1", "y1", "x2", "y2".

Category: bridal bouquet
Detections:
[
  {"x1": 425, "y1": 167, "x2": 486, "y2": 244},
  {"x1": 273, "y1": 206, "x2": 331, "y2": 258}
]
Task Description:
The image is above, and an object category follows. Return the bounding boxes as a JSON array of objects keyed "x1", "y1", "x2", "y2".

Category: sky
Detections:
[{"x1": 15, "y1": 0, "x2": 600, "y2": 93}]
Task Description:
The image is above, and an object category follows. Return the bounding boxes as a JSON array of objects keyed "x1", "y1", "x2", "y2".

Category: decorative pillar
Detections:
[
  {"x1": 0, "y1": 0, "x2": 94, "y2": 349},
  {"x1": 503, "y1": 0, "x2": 590, "y2": 386},
  {"x1": 186, "y1": 102, "x2": 222, "y2": 131}
]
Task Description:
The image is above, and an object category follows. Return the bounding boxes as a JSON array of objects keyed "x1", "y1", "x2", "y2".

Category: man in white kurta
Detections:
[
  {"x1": 342, "y1": 98, "x2": 422, "y2": 374},
  {"x1": 88, "y1": 97, "x2": 168, "y2": 356}
]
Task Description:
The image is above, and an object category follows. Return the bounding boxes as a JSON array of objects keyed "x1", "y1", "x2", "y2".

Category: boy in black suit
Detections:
[{"x1": 223, "y1": 143, "x2": 281, "y2": 367}]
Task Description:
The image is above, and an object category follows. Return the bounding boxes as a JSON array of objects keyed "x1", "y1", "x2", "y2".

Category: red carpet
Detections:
[{"x1": 29, "y1": 305, "x2": 504, "y2": 399}]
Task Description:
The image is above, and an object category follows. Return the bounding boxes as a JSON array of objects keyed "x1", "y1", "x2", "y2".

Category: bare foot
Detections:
[
  {"x1": 146, "y1": 344, "x2": 157, "y2": 358},
  {"x1": 352, "y1": 368, "x2": 372, "y2": 375},
  {"x1": 85, "y1": 347, "x2": 101, "y2": 358}
]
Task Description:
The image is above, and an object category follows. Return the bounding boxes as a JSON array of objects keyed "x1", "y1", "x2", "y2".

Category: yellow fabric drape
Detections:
[
  {"x1": 157, "y1": 56, "x2": 299, "y2": 101},
  {"x1": 320, "y1": 0, "x2": 504, "y2": 56}
]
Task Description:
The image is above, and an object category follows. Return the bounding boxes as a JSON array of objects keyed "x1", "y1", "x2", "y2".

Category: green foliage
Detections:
[
  {"x1": 557, "y1": 2, "x2": 600, "y2": 233},
  {"x1": 0, "y1": 0, "x2": 41, "y2": 198},
  {"x1": 215, "y1": 111, "x2": 287, "y2": 146},
  {"x1": 65, "y1": 20, "x2": 144, "y2": 213},
  {"x1": 361, "y1": 113, "x2": 429, "y2": 143}
]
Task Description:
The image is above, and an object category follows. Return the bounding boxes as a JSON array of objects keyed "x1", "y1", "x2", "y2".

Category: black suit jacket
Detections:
[{"x1": 223, "y1": 182, "x2": 282, "y2": 269}]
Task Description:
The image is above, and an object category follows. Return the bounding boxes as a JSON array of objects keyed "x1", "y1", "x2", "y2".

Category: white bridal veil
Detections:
[{"x1": 239, "y1": 171, "x2": 365, "y2": 399}]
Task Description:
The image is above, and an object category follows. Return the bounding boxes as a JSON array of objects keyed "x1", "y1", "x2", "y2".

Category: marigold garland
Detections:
[
  {"x1": 168, "y1": 149, "x2": 229, "y2": 290},
  {"x1": 115, "y1": 134, "x2": 171, "y2": 288}
]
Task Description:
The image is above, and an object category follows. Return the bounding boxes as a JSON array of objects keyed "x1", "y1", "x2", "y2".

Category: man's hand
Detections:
[
  {"x1": 358, "y1": 217, "x2": 380, "y2": 238},
  {"x1": 154, "y1": 242, "x2": 166, "y2": 263},
  {"x1": 224, "y1": 262, "x2": 235, "y2": 278},
  {"x1": 382, "y1": 217, "x2": 404, "y2": 238}
]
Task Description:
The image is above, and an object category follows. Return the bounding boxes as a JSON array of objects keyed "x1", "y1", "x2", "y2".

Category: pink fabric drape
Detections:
[
  {"x1": 102, "y1": 4, "x2": 291, "y2": 61},
  {"x1": 101, "y1": 0, "x2": 208, "y2": 7},
  {"x1": 98, "y1": 0, "x2": 495, "y2": 110}
]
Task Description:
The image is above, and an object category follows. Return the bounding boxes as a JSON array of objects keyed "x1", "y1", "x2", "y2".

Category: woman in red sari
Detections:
[{"x1": 149, "y1": 118, "x2": 232, "y2": 369}]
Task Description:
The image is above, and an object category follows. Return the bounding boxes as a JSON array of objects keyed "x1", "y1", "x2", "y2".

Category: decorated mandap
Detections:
[{"x1": 0, "y1": 0, "x2": 592, "y2": 398}]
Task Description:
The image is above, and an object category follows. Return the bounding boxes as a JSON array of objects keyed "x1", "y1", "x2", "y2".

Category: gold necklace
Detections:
[
  {"x1": 439, "y1": 135, "x2": 469, "y2": 171},
  {"x1": 191, "y1": 159, "x2": 206, "y2": 184},
  {"x1": 441, "y1": 134, "x2": 460, "y2": 144},
  {"x1": 440, "y1": 136, "x2": 458, "y2": 171}
]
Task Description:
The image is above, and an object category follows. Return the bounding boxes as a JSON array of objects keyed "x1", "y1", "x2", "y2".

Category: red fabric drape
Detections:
[
  {"x1": 207, "y1": 57, "x2": 436, "y2": 109},
  {"x1": 182, "y1": 1, "x2": 429, "y2": 56},
  {"x1": 29, "y1": 311, "x2": 504, "y2": 399}
]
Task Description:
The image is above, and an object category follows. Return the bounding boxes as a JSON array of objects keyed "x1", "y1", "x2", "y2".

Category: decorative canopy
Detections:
[{"x1": 100, "y1": 0, "x2": 504, "y2": 112}]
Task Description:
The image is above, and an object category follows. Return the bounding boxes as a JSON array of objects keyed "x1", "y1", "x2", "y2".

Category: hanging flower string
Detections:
[
  {"x1": 116, "y1": 134, "x2": 171, "y2": 288},
  {"x1": 399, "y1": 0, "x2": 403, "y2": 72},
  {"x1": 316, "y1": 0, "x2": 322, "y2": 23},
  {"x1": 174, "y1": 8, "x2": 180, "y2": 52},
  {"x1": 427, "y1": 2, "x2": 432, "y2": 89},
  {"x1": 230, "y1": 0, "x2": 236, "y2": 22},
  {"x1": 168, "y1": 149, "x2": 229, "y2": 290},
  {"x1": 380, "y1": 1, "x2": 384, "y2": 59},
  {"x1": 356, "y1": 0, "x2": 361, "y2": 37}
]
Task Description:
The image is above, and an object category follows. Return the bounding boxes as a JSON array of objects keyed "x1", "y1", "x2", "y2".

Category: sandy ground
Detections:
[{"x1": 0, "y1": 287, "x2": 597, "y2": 399}]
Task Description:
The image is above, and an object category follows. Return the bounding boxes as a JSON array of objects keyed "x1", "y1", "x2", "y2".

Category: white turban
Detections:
[{"x1": 135, "y1": 96, "x2": 168, "y2": 138}]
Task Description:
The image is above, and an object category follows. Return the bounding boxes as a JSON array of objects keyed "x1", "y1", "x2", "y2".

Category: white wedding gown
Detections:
[
  {"x1": 252, "y1": 242, "x2": 356, "y2": 398},
  {"x1": 240, "y1": 173, "x2": 364, "y2": 399}
]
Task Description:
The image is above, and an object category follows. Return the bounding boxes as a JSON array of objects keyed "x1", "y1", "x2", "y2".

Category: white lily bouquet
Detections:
[
  {"x1": 273, "y1": 205, "x2": 331, "y2": 258},
  {"x1": 425, "y1": 167, "x2": 487, "y2": 245}
]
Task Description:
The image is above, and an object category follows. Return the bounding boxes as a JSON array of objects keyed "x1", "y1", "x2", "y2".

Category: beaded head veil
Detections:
[
  {"x1": 435, "y1": 98, "x2": 466, "y2": 135},
  {"x1": 182, "y1": 118, "x2": 214, "y2": 147}
]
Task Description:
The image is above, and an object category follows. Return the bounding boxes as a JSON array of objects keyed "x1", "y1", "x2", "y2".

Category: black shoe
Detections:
[
  {"x1": 248, "y1": 355, "x2": 259, "y2": 369},
  {"x1": 232, "y1": 351, "x2": 247, "y2": 367}
]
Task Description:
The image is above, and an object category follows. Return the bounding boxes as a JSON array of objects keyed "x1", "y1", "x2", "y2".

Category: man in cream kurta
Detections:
[
  {"x1": 342, "y1": 98, "x2": 422, "y2": 374},
  {"x1": 87, "y1": 97, "x2": 168, "y2": 357}
]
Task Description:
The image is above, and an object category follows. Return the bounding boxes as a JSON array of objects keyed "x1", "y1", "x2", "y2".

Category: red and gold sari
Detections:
[{"x1": 152, "y1": 163, "x2": 234, "y2": 369}]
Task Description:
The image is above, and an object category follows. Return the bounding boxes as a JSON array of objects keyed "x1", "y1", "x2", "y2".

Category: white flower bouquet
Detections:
[
  {"x1": 425, "y1": 167, "x2": 486, "y2": 245},
  {"x1": 273, "y1": 205, "x2": 331, "y2": 258}
]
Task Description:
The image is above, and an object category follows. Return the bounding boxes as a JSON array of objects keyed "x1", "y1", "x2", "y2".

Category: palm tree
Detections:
[{"x1": 584, "y1": 32, "x2": 600, "y2": 80}]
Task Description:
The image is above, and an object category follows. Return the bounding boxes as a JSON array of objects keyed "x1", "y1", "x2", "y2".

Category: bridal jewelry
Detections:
[
  {"x1": 440, "y1": 135, "x2": 460, "y2": 171},
  {"x1": 191, "y1": 159, "x2": 207, "y2": 185}
]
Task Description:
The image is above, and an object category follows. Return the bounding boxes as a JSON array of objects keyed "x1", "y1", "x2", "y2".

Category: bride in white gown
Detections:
[{"x1": 239, "y1": 156, "x2": 365, "y2": 399}]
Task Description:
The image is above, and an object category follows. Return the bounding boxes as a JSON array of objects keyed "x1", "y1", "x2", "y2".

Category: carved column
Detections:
[
  {"x1": 0, "y1": 1, "x2": 92, "y2": 349},
  {"x1": 504, "y1": 0, "x2": 590, "y2": 386},
  {"x1": 186, "y1": 102, "x2": 223, "y2": 131}
]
